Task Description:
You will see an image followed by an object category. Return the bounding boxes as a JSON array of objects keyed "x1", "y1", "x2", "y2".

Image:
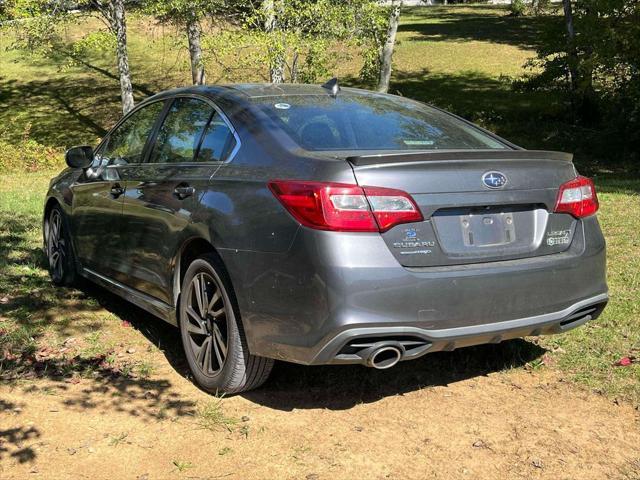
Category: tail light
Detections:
[
  {"x1": 268, "y1": 180, "x2": 423, "y2": 232},
  {"x1": 554, "y1": 175, "x2": 599, "y2": 218}
]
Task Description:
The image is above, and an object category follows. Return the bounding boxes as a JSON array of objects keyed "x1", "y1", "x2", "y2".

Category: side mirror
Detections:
[{"x1": 65, "y1": 145, "x2": 94, "y2": 169}]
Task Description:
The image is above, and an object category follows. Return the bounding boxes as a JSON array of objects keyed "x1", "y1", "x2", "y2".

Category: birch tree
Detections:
[
  {"x1": 205, "y1": 0, "x2": 373, "y2": 84},
  {"x1": 145, "y1": 0, "x2": 230, "y2": 85},
  {"x1": 561, "y1": 0, "x2": 579, "y2": 94},
  {"x1": 102, "y1": 0, "x2": 135, "y2": 113},
  {"x1": 377, "y1": 0, "x2": 402, "y2": 93},
  {"x1": 4, "y1": 0, "x2": 136, "y2": 113},
  {"x1": 261, "y1": 0, "x2": 285, "y2": 83}
]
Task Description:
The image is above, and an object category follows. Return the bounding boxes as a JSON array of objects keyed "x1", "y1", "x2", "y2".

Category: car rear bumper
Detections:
[
  {"x1": 220, "y1": 216, "x2": 608, "y2": 366},
  {"x1": 312, "y1": 293, "x2": 607, "y2": 365}
]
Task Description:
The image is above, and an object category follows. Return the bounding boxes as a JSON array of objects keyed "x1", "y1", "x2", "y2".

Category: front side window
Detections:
[
  {"x1": 100, "y1": 101, "x2": 165, "y2": 165},
  {"x1": 149, "y1": 98, "x2": 212, "y2": 164},
  {"x1": 250, "y1": 94, "x2": 508, "y2": 151},
  {"x1": 196, "y1": 112, "x2": 237, "y2": 163}
]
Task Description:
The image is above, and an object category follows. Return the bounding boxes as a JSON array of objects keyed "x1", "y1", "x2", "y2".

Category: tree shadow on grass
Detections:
[
  {"x1": 400, "y1": 5, "x2": 555, "y2": 50},
  {"x1": 0, "y1": 208, "x2": 196, "y2": 452},
  {"x1": 82, "y1": 281, "x2": 191, "y2": 379},
  {"x1": 389, "y1": 68, "x2": 563, "y2": 121},
  {"x1": 374, "y1": 68, "x2": 627, "y2": 173},
  {"x1": 0, "y1": 209, "x2": 107, "y2": 340},
  {"x1": 346, "y1": 68, "x2": 573, "y2": 156},
  {"x1": 0, "y1": 75, "x2": 113, "y2": 148},
  {"x1": 0, "y1": 42, "x2": 163, "y2": 149},
  {"x1": 593, "y1": 176, "x2": 640, "y2": 194}
]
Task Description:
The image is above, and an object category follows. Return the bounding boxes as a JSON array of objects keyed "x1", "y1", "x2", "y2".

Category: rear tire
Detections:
[
  {"x1": 178, "y1": 253, "x2": 273, "y2": 394},
  {"x1": 45, "y1": 205, "x2": 77, "y2": 286}
]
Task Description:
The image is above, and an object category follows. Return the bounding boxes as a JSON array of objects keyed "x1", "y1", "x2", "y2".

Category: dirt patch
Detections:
[{"x1": 1, "y1": 348, "x2": 638, "y2": 479}]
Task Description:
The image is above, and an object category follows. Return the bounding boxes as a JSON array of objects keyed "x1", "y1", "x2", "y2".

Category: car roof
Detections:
[
  {"x1": 220, "y1": 83, "x2": 371, "y2": 98},
  {"x1": 145, "y1": 83, "x2": 375, "y2": 104}
]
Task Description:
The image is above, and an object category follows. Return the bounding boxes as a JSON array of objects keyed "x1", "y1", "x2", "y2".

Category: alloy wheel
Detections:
[
  {"x1": 47, "y1": 210, "x2": 65, "y2": 282},
  {"x1": 184, "y1": 272, "x2": 229, "y2": 376}
]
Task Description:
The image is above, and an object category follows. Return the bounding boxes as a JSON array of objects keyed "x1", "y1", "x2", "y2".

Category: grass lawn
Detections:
[{"x1": 0, "y1": 5, "x2": 638, "y2": 404}]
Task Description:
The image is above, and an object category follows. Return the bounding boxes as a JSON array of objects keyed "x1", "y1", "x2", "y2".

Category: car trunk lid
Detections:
[{"x1": 347, "y1": 150, "x2": 579, "y2": 267}]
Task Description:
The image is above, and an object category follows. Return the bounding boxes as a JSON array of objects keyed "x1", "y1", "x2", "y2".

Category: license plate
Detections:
[{"x1": 460, "y1": 212, "x2": 516, "y2": 247}]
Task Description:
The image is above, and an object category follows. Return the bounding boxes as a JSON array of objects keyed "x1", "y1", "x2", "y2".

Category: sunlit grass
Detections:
[{"x1": 540, "y1": 178, "x2": 640, "y2": 402}]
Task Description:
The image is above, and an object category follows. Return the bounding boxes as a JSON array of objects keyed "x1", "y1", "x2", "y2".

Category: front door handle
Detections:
[
  {"x1": 174, "y1": 185, "x2": 195, "y2": 200},
  {"x1": 110, "y1": 184, "x2": 125, "y2": 198}
]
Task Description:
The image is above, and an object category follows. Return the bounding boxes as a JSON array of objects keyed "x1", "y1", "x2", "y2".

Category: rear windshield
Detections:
[{"x1": 250, "y1": 94, "x2": 508, "y2": 151}]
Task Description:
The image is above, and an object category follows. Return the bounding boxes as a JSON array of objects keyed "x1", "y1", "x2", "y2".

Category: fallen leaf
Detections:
[{"x1": 614, "y1": 356, "x2": 636, "y2": 367}]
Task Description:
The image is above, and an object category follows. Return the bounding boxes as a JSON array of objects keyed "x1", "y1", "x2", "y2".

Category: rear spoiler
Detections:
[{"x1": 346, "y1": 150, "x2": 573, "y2": 167}]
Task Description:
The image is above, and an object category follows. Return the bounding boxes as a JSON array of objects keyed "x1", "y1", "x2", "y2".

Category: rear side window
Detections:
[
  {"x1": 100, "y1": 101, "x2": 165, "y2": 165},
  {"x1": 149, "y1": 98, "x2": 212, "y2": 164},
  {"x1": 196, "y1": 112, "x2": 237, "y2": 162},
  {"x1": 251, "y1": 94, "x2": 508, "y2": 151}
]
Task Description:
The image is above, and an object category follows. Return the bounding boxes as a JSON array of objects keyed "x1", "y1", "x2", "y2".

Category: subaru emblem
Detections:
[{"x1": 482, "y1": 171, "x2": 507, "y2": 189}]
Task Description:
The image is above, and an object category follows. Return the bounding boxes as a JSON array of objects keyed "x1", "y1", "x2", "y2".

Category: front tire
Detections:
[
  {"x1": 179, "y1": 254, "x2": 273, "y2": 394},
  {"x1": 45, "y1": 205, "x2": 76, "y2": 286}
]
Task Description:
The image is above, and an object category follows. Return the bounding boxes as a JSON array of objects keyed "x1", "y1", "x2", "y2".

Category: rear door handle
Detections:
[
  {"x1": 110, "y1": 184, "x2": 125, "y2": 198},
  {"x1": 174, "y1": 185, "x2": 195, "y2": 200}
]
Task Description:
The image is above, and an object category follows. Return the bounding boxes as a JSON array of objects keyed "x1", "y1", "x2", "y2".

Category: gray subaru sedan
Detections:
[{"x1": 43, "y1": 82, "x2": 608, "y2": 393}]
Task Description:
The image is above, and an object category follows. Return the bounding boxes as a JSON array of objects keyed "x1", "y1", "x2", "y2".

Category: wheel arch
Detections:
[{"x1": 173, "y1": 238, "x2": 239, "y2": 323}]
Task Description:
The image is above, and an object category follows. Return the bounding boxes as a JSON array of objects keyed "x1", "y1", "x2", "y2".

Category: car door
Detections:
[
  {"x1": 119, "y1": 96, "x2": 239, "y2": 305},
  {"x1": 71, "y1": 100, "x2": 166, "y2": 281}
]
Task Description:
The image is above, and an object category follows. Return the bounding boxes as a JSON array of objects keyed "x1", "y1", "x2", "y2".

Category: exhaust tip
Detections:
[{"x1": 368, "y1": 346, "x2": 402, "y2": 370}]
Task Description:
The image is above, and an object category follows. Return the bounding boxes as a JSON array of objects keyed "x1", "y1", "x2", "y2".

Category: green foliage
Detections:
[
  {"x1": 520, "y1": 0, "x2": 640, "y2": 165},
  {"x1": 143, "y1": 0, "x2": 228, "y2": 24},
  {"x1": 529, "y1": 0, "x2": 551, "y2": 15},
  {"x1": 196, "y1": 399, "x2": 238, "y2": 431},
  {"x1": 508, "y1": 0, "x2": 526, "y2": 17},
  {"x1": 1, "y1": 0, "x2": 74, "y2": 55},
  {"x1": 353, "y1": 0, "x2": 389, "y2": 85},
  {"x1": 201, "y1": 0, "x2": 387, "y2": 83},
  {"x1": 2, "y1": 1, "x2": 117, "y2": 60},
  {"x1": 0, "y1": 125, "x2": 63, "y2": 173},
  {"x1": 66, "y1": 29, "x2": 117, "y2": 69}
]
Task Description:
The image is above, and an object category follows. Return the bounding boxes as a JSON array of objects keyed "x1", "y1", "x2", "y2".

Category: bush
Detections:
[
  {"x1": 0, "y1": 126, "x2": 64, "y2": 173},
  {"x1": 516, "y1": 0, "x2": 640, "y2": 168},
  {"x1": 508, "y1": 0, "x2": 526, "y2": 17}
]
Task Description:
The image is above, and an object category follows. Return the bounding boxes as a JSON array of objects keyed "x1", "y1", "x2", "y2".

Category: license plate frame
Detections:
[{"x1": 460, "y1": 211, "x2": 516, "y2": 247}]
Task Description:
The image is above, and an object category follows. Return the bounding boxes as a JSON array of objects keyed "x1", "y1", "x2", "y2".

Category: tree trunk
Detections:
[
  {"x1": 186, "y1": 18, "x2": 205, "y2": 85},
  {"x1": 111, "y1": 0, "x2": 134, "y2": 113},
  {"x1": 377, "y1": 0, "x2": 402, "y2": 93},
  {"x1": 561, "y1": 0, "x2": 579, "y2": 93},
  {"x1": 262, "y1": 0, "x2": 285, "y2": 83},
  {"x1": 290, "y1": 50, "x2": 299, "y2": 83}
]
